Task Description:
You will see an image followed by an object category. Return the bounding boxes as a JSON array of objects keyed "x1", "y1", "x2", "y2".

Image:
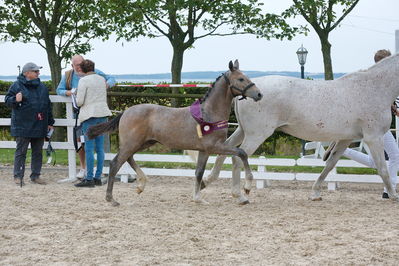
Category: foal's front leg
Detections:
[
  {"x1": 193, "y1": 151, "x2": 209, "y2": 204},
  {"x1": 203, "y1": 126, "x2": 245, "y2": 188}
]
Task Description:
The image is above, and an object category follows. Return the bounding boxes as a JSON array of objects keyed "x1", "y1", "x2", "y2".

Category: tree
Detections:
[
  {"x1": 283, "y1": 0, "x2": 360, "y2": 80},
  {"x1": 0, "y1": 0, "x2": 111, "y2": 89},
  {"x1": 107, "y1": 0, "x2": 303, "y2": 105}
]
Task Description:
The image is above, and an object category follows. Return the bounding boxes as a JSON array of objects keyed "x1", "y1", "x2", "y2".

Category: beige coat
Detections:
[{"x1": 76, "y1": 73, "x2": 112, "y2": 123}]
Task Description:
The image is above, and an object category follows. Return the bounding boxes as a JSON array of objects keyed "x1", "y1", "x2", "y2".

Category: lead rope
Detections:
[{"x1": 46, "y1": 138, "x2": 56, "y2": 166}]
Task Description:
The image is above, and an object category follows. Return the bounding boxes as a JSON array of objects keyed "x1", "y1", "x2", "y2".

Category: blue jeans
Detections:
[{"x1": 82, "y1": 117, "x2": 107, "y2": 180}]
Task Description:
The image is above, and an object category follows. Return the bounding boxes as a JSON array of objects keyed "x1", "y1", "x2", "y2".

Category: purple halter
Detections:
[{"x1": 189, "y1": 99, "x2": 228, "y2": 136}]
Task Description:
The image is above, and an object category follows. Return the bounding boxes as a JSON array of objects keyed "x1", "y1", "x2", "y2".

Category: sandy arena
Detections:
[{"x1": 1, "y1": 166, "x2": 399, "y2": 265}]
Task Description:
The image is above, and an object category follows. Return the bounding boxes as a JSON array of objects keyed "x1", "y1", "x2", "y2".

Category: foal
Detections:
[{"x1": 87, "y1": 60, "x2": 263, "y2": 206}]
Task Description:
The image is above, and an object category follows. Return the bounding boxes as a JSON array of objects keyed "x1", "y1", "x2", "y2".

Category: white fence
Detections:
[
  {"x1": 0, "y1": 95, "x2": 77, "y2": 182},
  {"x1": 102, "y1": 153, "x2": 384, "y2": 191}
]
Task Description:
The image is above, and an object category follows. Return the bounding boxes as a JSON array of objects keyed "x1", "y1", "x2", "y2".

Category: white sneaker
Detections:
[{"x1": 76, "y1": 169, "x2": 86, "y2": 179}]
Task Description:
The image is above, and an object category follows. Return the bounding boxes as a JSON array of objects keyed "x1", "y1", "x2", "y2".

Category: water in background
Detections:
[{"x1": 0, "y1": 77, "x2": 213, "y2": 83}]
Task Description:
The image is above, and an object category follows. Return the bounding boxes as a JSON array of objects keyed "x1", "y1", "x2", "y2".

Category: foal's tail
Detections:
[{"x1": 87, "y1": 112, "x2": 123, "y2": 139}]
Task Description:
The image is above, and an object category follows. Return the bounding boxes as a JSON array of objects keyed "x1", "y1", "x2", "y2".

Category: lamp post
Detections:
[
  {"x1": 296, "y1": 44, "x2": 308, "y2": 79},
  {"x1": 296, "y1": 44, "x2": 308, "y2": 156}
]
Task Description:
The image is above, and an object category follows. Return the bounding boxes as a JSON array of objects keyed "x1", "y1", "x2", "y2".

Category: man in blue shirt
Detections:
[{"x1": 57, "y1": 55, "x2": 115, "y2": 178}]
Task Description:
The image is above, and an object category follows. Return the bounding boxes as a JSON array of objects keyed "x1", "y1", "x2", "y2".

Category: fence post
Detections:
[
  {"x1": 58, "y1": 97, "x2": 77, "y2": 183},
  {"x1": 256, "y1": 156, "x2": 271, "y2": 188}
]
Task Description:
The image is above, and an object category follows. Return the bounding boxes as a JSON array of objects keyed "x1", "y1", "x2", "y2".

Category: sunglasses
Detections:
[{"x1": 31, "y1": 70, "x2": 40, "y2": 73}]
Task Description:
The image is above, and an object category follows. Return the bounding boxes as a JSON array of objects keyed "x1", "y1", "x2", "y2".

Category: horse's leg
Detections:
[
  {"x1": 310, "y1": 140, "x2": 352, "y2": 200},
  {"x1": 126, "y1": 156, "x2": 148, "y2": 194},
  {"x1": 364, "y1": 137, "x2": 399, "y2": 201},
  {"x1": 231, "y1": 134, "x2": 268, "y2": 204},
  {"x1": 193, "y1": 151, "x2": 209, "y2": 203},
  {"x1": 203, "y1": 126, "x2": 244, "y2": 188},
  {"x1": 106, "y1": 150, "x2": 134, "y2": 206}
]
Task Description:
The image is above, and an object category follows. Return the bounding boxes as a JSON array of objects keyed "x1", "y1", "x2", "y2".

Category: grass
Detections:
[{"x1": 0, "y1": 148, "x2": 378, "y2": 175}]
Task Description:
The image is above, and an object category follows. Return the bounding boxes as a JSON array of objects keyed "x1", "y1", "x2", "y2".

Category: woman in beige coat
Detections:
[{"x1": 74, "y1": 59, "x2": 112, "y2": 187}]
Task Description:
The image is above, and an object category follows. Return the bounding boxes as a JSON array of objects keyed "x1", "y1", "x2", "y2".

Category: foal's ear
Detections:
[
  {"x1": 233, "y1": 59, "x2": 239, "y2": 70},
  {"x1": 229, "y1": 59, "x2": 239, "y2": 71},
  {"x1": 229, "y1": 60, "x2": 234, "y2": 71}
]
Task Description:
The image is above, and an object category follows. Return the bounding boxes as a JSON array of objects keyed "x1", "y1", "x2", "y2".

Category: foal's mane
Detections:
[{"x1": 201, "y1": 71, "x2": 228, "y2": 102}]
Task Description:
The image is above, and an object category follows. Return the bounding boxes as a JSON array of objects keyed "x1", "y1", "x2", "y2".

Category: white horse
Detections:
[{"x1": 203, "y1": 54, "x2": 399, "y2": 204}]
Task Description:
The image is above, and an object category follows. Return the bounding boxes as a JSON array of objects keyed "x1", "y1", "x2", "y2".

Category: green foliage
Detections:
[
  {"x1": 105, "y1": 0, "x2": 304, "y2": 83},
  {"x1": 0, "y1": 0, "x2": 111, "y2": 58},
  {"x1": 0, "y1": 0, "x2": 114, "y2": 87}
]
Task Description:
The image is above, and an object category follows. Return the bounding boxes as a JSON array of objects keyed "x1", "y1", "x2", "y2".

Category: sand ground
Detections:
[{"x1": 1, "y1": 165, "x2": 399, "y2": 265}]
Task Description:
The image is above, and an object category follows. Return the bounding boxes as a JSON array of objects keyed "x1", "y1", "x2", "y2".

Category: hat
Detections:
[{"x1": 22, "y1": 62, "x2": 42, "y2": 73}]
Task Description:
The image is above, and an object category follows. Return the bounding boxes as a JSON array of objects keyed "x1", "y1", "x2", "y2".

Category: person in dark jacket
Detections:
[{"x1": 5, "y1": 62, "x2": 55, "y2": 186}]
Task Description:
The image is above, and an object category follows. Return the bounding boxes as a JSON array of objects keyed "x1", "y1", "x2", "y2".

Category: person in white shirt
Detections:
[{"x1": 74, "y1": 59, "x2": 112, "y2": 187}]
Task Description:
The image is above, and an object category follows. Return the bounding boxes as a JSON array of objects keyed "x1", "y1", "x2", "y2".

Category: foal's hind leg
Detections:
[
  {"x1": 230, "y1": 135, "x2": 267, "y2": 204},
  {"x1": 310, "y1": 140, "x2": 352, "y2": 201},
  {"x1": 193, "y1": 151, "x2": 209, "y2": 204},
  {"x1": 107, "y1": 151, "x2": 133, "y2": 206},
  {"x1": 126, "y1": 156, "x2": 148, "y2": 194}
]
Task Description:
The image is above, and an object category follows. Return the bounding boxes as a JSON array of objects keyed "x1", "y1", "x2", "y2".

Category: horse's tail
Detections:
[{"x1": 87, "y1": 112, "x2": 123, "y2": 139}]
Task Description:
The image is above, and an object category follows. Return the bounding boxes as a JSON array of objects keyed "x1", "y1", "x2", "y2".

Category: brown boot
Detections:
[
  {"x1": 14, "y1": 178, "x2": 25, "y2": 186},
  {"x1": 31, "y1": 178, "x2": 47, "y2": 185}
]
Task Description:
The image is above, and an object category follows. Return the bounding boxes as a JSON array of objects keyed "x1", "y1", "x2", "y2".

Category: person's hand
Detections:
[
  {"x1": 16, "y1": 92, "x2": 22, "y2": 102},
  {"x1": 48, "y1": 125, "x2": 54, "y2": 131},
  {"x1": 65, "y1": 90, "x2": 72, "y2": 96}
]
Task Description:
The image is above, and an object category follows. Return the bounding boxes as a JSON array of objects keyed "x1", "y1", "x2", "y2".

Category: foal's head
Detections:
[{"x1": 227, "y1": 60, "x2": 263, "y2": 102}]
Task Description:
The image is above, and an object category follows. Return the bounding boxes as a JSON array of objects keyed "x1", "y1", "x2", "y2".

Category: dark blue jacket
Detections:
[{"x1": 5, "y1": 74, "x2": 55, "y2": 138}]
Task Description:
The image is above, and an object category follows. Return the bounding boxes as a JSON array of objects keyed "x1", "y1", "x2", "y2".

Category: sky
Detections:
[{"x1": 0, "y1": 0, "x2": 398, "y2": 76}]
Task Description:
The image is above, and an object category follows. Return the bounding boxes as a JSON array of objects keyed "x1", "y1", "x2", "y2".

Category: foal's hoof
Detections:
[
  {"x1": 200, "y1": 181, "x2": 207, "y2": 190},
  {"x1": 239, "y1": 200, "x2": 250, "y2": 205},
  {"x1": 111, "y1": 200, "x2": 120, "y2": 207},
  {"x1": 244, "y1": 188, "x2": 251, "y2": 195},
  {"x1": 105, "y1": 195, "x2": 112, "y2": 202},
  {"x1": 136, "y1": 187, "x2": 144, "y2": 194}
]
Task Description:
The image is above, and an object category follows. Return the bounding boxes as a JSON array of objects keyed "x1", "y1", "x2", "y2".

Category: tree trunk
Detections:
[
  {"x1": 45, "y1": 40, "x2": 64, "y2": 140},
  {"x1": 45, "y1": 45, "x2": 62, "y2": 91},
  {"x1": 170, "y1": 44, "x2": 184, "y2": 107},
  {"x1": 320, "y1": 37, "x2": 334, "y2": 80}
]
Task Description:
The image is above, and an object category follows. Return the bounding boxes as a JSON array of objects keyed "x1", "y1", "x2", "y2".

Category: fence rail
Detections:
[{"x1": 102, "y1": 153, "x2": 383, "y2": 191}]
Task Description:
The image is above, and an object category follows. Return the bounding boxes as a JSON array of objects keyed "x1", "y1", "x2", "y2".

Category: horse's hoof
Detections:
[
  {"x1": 193, "y1": 198, "x2": 209, "y2": 204},
  {"x1": 105, "y1": 195, "x2": 112, "y2": 202},
  {"x1": 136, "y1": 187, "x2": 144, "y2": 194},
  {"x1": 310, "y1": 196, "x2": 322, "y2": 201},
  {"x1": 244, "y1": 188, "x2": 251, "y2": 195},
  {"x1": 239, "y1": 200, "x2": 250, "y2": 205}
]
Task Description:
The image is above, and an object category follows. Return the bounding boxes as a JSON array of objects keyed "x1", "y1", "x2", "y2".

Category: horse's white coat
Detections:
[{"x1": 205, "y1": 54, "x2": 399, "y2": 203}]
